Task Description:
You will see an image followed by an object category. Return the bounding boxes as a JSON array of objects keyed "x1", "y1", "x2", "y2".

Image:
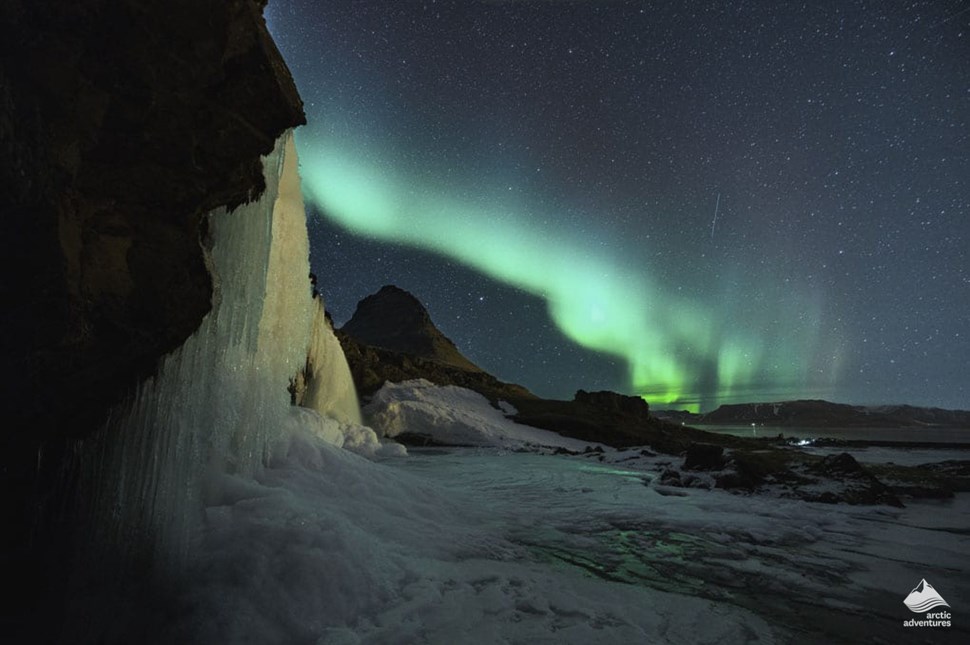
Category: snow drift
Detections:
[{"x1": 365, "y1": 379, "x2": 597, "y2": 451}]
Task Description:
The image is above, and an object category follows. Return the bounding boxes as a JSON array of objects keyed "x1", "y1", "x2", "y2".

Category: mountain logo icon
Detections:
[{"x1": 903, "y1": 579, "x2": 951, "y2": 613}]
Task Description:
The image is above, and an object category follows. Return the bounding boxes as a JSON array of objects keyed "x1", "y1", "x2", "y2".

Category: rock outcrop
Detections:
[
  {"x1": 575, "y1": 389, "x2": 650, "y2": 418},
  {"x1": 2, "y1": 0, "x2": 304, "y2": 439},
  {"x1": 509, "y1": 391, "x2": 691, "y2": 451}
]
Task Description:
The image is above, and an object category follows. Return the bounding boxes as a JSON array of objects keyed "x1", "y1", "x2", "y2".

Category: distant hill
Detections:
[{"x1": 657, "y1": 399, "x2": 970, "y2": 428}]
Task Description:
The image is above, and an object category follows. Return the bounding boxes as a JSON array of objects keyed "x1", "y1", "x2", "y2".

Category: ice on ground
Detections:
[
  {"x1": 156, "y1": 426, "x2": 970, "y2": 644},
  {"x1": 285, "y1": 406, "x2": 406, "y2": 460},
  {"x1": 161, "y1": 422, "x2": 787, "y2": 645},
  {"x1": 364, "y1": 379, "x2": 600, "y2": 452}
]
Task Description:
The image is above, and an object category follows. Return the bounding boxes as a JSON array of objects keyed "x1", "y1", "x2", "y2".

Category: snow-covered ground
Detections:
[{"x1": 154, "y1": 421, "x2": 969, "y2": 644}]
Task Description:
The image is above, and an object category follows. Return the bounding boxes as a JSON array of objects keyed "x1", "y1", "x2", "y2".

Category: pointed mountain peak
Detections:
[{"x1": 340, "y1": 285, "x2": 482, "y2": 372}]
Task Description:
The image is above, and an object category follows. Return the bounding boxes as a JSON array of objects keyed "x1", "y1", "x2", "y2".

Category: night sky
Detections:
[{"x1": 266, "y1": 1, "x2": 969, "y2": 412}]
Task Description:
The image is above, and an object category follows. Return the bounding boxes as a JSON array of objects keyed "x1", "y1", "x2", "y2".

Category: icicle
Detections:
[
  {"x1": 303, "y1": 299, "x2": 363, "y2": 426},
  {"x1": 76, "y1": 130, "x2": 317, "y2": 578}
]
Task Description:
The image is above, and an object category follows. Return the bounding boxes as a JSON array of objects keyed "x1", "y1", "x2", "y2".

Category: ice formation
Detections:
[
  {"x1": 303, "y1": 300, "x2": 362, "y2": 426},
  {"x1": 74, "y1": 131, "x2": 382, "y2": 589}
]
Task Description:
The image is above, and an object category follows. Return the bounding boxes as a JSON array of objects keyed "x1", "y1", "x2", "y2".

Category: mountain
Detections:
[
  {"x1": 336, "y1": 286, "x2": 533, "y2": 403},
  {"x1": 337, "y1": 287, "x2": 922, "y2": 508},
  {"x1": 341, "y1": 285, "x2": 483, "y2": 372},
  {"x1": 683, "y1": 400, "x2": 970, "y2": 428},
  {"x1": 337, "y1": 286, "x2": 720, "y2": 450}
]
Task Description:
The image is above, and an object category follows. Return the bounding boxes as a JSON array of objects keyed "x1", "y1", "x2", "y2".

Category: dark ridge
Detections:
[{"x1": 656, "y1": 399, "x2": 970, "y2": 429}]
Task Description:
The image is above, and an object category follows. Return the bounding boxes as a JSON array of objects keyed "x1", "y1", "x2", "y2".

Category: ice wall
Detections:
[
  {"x1": 304, "y1": 301, "x2": 363, "y2": 426},
  {"x1": 76, "y1": 131, "x2": 320, "y2": 578}
]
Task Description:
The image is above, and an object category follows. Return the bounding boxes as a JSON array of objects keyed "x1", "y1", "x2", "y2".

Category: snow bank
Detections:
[{"x1": 364, "y1": 379, "x2": 598, "y2": 451}]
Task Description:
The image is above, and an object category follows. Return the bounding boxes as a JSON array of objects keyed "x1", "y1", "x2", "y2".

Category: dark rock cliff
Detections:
[
  {"x1": 2, "y1": 0, "x2": 304, "y2": 440},
  {"x1": 0, "y1": 0, "x2": 304, "y2": 637}
]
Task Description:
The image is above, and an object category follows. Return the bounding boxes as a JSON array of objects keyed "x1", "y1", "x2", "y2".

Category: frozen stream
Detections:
[{"x1": 386, "y1": 448, "x2": 970, "y2": 644}]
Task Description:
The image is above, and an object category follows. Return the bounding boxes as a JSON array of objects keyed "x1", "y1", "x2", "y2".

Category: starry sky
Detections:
[{"x1": 266, "y1": 1, "x2": 969, "y2": 412}]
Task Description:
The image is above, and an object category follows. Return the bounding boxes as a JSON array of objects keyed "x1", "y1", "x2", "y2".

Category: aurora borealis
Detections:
[{"x1": 267, "y1": 1, "x2": 969, "y2": 411}]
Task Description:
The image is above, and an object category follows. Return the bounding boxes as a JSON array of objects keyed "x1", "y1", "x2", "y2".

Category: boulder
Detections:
[
  {"x1": 683, "y1": 443, "x2": 726, "y2": 470},
  {"x1": 574, "y1": 389, "x2": 650, "y2": 417}
]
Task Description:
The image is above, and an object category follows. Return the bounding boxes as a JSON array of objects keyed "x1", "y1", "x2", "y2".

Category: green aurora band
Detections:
[{"x1": 298, "y1": 136, "x2": 841, "y2": 412}]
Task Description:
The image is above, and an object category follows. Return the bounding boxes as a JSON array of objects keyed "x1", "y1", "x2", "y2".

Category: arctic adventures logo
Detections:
[{"x1": 903, "y1": 578, "x2": 952, "y2": 629}]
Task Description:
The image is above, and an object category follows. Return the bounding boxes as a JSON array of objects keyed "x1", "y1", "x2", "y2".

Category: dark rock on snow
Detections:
[
  {"x1": 683, "y1": 443, "x2": 726, "y2": 470},
  {"x1": 338, "y1": 329, "x2": 535, "y2": 404}
]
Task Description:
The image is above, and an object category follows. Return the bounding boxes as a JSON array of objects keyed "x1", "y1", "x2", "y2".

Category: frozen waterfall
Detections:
[
  {"x1": 303, "y1": 301, "x2": 363, "y2": 426},
  {"x1": 74, "y1": 130, "x2": 371, "y2": 587}
]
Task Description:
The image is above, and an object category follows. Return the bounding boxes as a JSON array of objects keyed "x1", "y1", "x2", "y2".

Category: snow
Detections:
[
  {"x1": 151, "y1": 428, "x2": 970, "y2": 644},
  {"x1": 159, "y1": 423, "x2": 787, "y2": 644},
  {"x1": 364, "y1": 379, "x2": 600, "y2": 451}
]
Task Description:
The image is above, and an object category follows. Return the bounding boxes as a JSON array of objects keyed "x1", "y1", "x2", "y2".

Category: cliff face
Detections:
[
  {"x1": 0, "y1": 1, "x2": 304, "y2": 636},
  {"x1": 1, "y1": 0, "x2": 304, "y2": 439}
]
